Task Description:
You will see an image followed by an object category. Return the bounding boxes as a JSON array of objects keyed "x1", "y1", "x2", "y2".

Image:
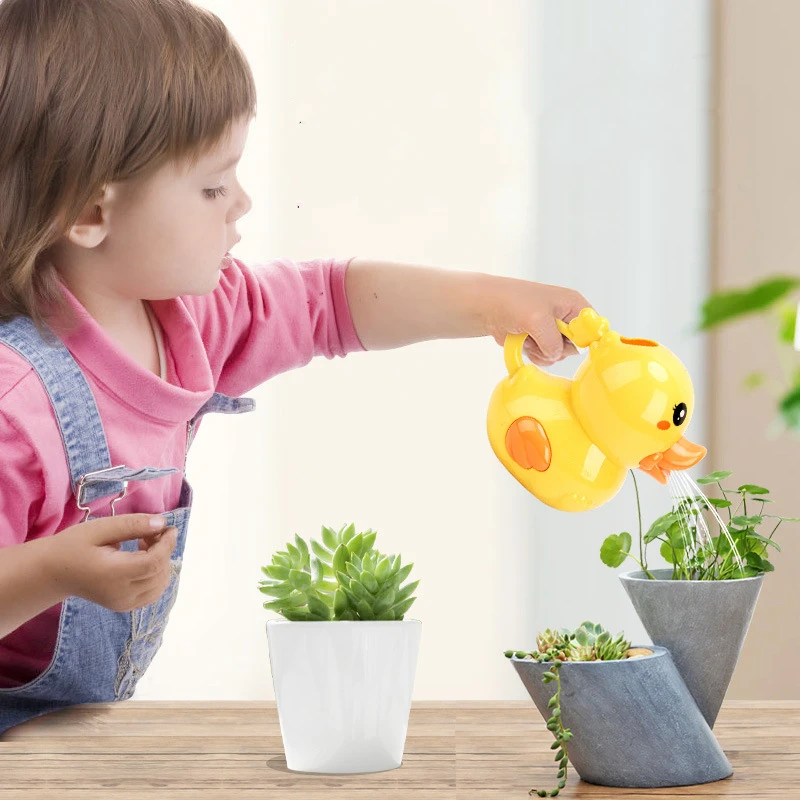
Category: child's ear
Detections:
[{"x1": 65, "y1": 184, "x2": 114, "y2": 249}]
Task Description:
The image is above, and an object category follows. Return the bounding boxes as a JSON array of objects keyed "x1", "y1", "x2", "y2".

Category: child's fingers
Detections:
[
  {"x1": 88, "y1": 513, "x2": 169, "y2": 547},
  {"x1": 136, "y1": 529, "x2": 178, "y2": 579},
  {"x1": 561, "y1": 339, "x2": 579, "y2": 357},
  {"x1": 525, "y1": 320, "x2": 564, "y2": 363},
  {"x1": 531, "y1": 319, "x2": 565, "y2": 362},
  {"x1": 137, "y1": 527, "x2": 177, "y2": 554},
  {"x1": 561, "y1": 291, "x2": 594, "y2": 320}
]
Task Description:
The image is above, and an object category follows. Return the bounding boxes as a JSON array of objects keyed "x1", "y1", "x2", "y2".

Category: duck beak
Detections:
[{"x1": 638, "y1": 437, "x2": 707, "y2": 484}]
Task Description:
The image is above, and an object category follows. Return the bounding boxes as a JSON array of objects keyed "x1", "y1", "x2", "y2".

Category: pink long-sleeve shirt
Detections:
[{"x1": 0, "y1": 256, "x2": 364, "y2": 688}]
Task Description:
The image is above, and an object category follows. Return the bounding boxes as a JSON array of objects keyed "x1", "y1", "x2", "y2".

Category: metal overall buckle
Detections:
[{"x1": 76, "y1": 465, "x2": 130, "y2": 522}]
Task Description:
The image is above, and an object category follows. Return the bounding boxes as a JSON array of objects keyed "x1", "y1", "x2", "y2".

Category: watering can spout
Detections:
[{"x1": 638, "y1": 438, "x2": 707, "y2": 485}]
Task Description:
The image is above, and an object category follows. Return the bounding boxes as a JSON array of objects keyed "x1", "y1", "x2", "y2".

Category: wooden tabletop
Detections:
[{"x1": 0, "y1": 700, "x2": 795, "y2": 798}]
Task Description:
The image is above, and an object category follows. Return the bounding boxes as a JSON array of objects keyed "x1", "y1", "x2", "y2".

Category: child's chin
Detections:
[{"x1": 184, "y1": 273, "x2": 223, "y2": 296}]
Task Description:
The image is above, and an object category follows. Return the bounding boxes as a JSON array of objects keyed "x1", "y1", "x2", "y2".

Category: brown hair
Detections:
[{"x1": 0, "y1": 0, "x2": 257, "y2": 339}]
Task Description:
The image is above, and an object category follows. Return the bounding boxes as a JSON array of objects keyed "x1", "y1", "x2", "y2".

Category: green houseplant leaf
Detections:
[
  {"x1": 779, "y1": 384, "x2": 800, "y2": 429},
  {"x1": 599, "y1": 533, "x2": 632, "y2": 568},
  {"x1": 778, "y1": 302, "x2": 799, "y2": 344},
  {"x1": 698, "y1": 276, "x2": 799, "y2": 329},
  {"x1": 699, "y1": 276, "x2": 799, "y2": 432},
  {"x1": 696, "y1": 470, "x2": 733, "y2": 485}
]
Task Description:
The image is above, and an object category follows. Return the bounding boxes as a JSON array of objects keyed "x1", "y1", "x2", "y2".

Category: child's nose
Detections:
[{"x1": 235, "y1": 186, "x2": 253, "y2": 218}]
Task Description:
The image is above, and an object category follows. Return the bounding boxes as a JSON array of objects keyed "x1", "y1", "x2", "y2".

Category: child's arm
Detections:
[
  {"x1": 344, "y1": 259, "x2": 592, "y2": 365},
  {"x1": 0, "y1": 537, "x2": 67, "y2": 640}
]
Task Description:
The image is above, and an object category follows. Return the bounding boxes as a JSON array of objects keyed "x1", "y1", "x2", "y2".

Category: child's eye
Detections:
[{"x1": 203, "y1": 185, "x2": 229, "y2": 200}]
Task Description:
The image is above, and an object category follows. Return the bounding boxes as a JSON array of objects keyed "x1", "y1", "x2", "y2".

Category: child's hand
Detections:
[
  {"x1": 43, "y1": 514, "x2": 178, "y2": 612},
  {"x1": 482, "y1": 277, "x2": 593, "y2": 366}
]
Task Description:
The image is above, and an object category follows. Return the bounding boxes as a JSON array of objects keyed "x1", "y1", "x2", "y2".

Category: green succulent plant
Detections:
[
  {"x1": 258, "y1": 523, "x2": 419, "y2": 621},
  {"x1": 565, "y1": 641, "x2": 595, "y2": 662},
  {"x1": 504, "y1": 621, "x2": 635, "y2": 798},
  {"x1": 536, "y1": 628, "x2": 569, "y2": 654},
  {"x1": 567, "y1": 621, "x2": 632, "y2": 662},
  {"x1": 594, "y1": 631, "x2": 632, "y2": 661}
]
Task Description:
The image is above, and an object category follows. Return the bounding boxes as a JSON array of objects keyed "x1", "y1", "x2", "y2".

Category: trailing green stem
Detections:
[{"x1": 531, "y1": 657, "x2": 570, "y2": 798}]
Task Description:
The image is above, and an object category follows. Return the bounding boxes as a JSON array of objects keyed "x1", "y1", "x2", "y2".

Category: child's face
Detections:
[{"x1": 56, "y1": 115, "x2": 253, "y2": 301}]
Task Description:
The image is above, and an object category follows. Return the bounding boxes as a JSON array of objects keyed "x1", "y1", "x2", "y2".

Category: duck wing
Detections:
[{"x1": 505, "y1": 417, "x2": 552, "y2": 472}]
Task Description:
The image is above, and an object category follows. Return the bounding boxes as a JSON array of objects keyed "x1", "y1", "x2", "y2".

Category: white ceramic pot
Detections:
[{"x1": 266, "y1": 619, "x2": 422, "y2": 773}]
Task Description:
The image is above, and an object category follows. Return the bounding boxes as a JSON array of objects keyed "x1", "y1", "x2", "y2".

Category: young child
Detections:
[{"x1": 0, "y1": 0, "x2": 590, "y2": 732}]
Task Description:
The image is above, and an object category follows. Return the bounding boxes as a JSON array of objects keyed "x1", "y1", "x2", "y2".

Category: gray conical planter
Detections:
[
  {"x1": 620, "y1": 569, "x2": 764, "y2": 728},
  {"x1": 511, "y1": 646, "x2": 732, "y2": 788}
]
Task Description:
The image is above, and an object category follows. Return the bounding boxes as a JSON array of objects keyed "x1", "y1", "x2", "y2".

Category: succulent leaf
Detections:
[
  {"x1": 332, "y1": 544, "x2": 348, "y2": 574},
  {"x1": 321, "y1": 526, "x2": 338, "y2": 550},
  {"x1": 307, "y1": 595, "x2": 331, "y2": 619},
  {"x1": 390, "y1": 596, "x2": 416, "y2": 619},
  {"x1": 375, "y1": 555, "x2": 391, "y2": 581},
  {"x1": 394, "y1": 579, "x2": 420, "y2": 603},
  {"x1": 294, "y1": 534, "x2": 309, "y2": 559},
  {"x1": 311, "y1": 539, "x2": 331, "y2": 562},
  {"x1": 361, "y1": 571, "x2": 380, "y2": 594},
  {"x1": 265, "y1": 565, "x2": 289, "y2": 580},
  {"x1": 374, "y1": 587, "x2": 396, "y2": 614}
]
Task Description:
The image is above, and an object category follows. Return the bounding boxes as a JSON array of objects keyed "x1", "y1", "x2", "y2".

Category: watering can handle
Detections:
[
  {"x1": 555, "y1": 318, "x2": 572, "y2": 339},
  {"x1": 503, "y1": 310, "x2": 608, "y2": 377},
  {"x1": 503, "y1": 323, "x2": 574, "y2": 376}
]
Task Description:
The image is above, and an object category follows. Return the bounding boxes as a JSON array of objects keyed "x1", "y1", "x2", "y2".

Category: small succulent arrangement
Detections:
[
  {"x1": 601, "y1": 470, "x2": 799, "y2": 580},
  {"x1": 258, "y1": 523, "x2": 419, "y2": 620},
  {"x1": 504, "y1": 622, "x2": 650, "y2": 797}
]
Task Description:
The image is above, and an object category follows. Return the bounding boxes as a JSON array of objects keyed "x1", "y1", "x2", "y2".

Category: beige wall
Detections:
[{"x1": 712, "y1": 0, "x2": 800, "y2": 700}]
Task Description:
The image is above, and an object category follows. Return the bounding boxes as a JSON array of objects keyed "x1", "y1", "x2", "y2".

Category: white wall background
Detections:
[{"x1": 133, "y1": 0, "x2": 710, "y2": 701}]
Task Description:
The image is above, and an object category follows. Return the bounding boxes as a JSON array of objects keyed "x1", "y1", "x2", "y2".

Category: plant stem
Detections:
[
  {"x1": 623, "y1": 550, "x2": 657, "y2": 580},
  {"x1": 770, "y1": 520, "x2": 783, "y2": 540},
  {"x1": 717, "y1": 543, "x2": 741, "y2": 579},
  {"x1": 716, "y1": 481, "x2": 733, "y2": 524},
  {"x1": 631, "y1": 470, "x2": 646, "y2": 569}
]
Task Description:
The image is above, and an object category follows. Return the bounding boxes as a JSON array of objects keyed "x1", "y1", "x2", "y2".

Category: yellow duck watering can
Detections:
[{"x1": 487, "y1": 308, "x2": 707, "y2": 512}]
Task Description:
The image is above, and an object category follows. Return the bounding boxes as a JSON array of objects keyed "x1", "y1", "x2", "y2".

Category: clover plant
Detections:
[{"x1": 601, "y1": 470, "x2": 799, "y2": 580}]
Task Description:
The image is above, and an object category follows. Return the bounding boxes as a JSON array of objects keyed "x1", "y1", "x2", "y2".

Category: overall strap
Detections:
[{"x1": 0, "y1": 315, "x2": 176, "y2": 507}]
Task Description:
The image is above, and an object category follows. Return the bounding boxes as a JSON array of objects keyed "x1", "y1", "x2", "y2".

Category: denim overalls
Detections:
[{"x1": 0, "y1": 314, "x2": 255, "y2": 735}]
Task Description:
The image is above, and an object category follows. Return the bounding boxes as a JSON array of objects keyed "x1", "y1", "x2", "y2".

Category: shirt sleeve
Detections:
[
  {"x1": 0, "y1": 409, "x2": 44, "y2": 547},
  {"x1": 181, "y1": 256, "x2": 366, "y2": 397}
]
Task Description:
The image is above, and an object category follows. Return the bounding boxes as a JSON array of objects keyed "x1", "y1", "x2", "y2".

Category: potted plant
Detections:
[
  {"x1": 602, "y1": 469, "x2": 799, "y2": 726},
  {"x1": 260, "y1": 523, "x2": 421, "y2": 774},
  {"x1": 504, "y1": 622, "x2": 730, "y2": 795}
]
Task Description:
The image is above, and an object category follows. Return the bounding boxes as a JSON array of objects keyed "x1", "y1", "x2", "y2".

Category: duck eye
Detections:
[{"x1": 673, "y1": 402, "x2": 687, "y2": 426}]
